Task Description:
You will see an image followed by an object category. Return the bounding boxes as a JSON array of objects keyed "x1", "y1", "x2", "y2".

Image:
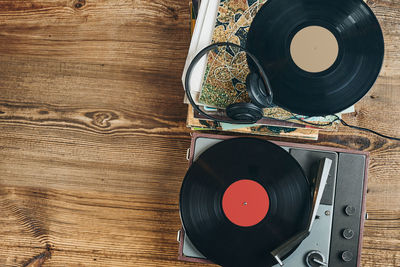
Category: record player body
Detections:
[{"x1": 178, "y1": 133, "x2": 369, "y2": 267}]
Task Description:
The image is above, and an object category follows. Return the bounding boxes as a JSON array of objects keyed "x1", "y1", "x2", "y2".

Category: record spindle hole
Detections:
[
  {"x1": 222, "y1": 179, "x2": 269, "y2": 227},
  {"x1": 290, "y1": 26, "x2": 339, "y2": 73}
]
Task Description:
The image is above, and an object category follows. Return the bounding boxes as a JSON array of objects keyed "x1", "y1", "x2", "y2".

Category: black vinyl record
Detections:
[
  {"x1": 179, "y1": 138, "x2": 311, "y2": 267},
  {"x1": 246, "y1": 0, "x2": 384, "y2": 116}
]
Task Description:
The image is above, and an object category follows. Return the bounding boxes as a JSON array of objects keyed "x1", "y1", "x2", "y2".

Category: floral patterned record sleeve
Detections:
[{"x1": 199, "y1": 0, "x2": 267, "y2": 108}]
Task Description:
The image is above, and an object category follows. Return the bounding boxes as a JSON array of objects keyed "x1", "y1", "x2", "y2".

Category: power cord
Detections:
[{"x1": 290, "y1": 114, "x2": 400, "y2": 141}]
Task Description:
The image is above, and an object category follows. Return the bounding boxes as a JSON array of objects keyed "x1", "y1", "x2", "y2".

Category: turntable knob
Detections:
[
  {"x1": 344, "y1": 205, "x2": 356, "y2": 216},
  {"x1": 305, "y1": 250, "x2": 327, "y2": 267},
  {"x1": 341, "y1": 251, "x2": 353, "y2": 262},
  {"x1": 342, "y1": 228, "x2": 355, "y2": 240}
]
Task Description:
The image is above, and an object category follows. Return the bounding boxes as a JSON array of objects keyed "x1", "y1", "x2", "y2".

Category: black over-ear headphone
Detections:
[{"x1": 184, "y1": 42, "x2": 273, "y2": 124}]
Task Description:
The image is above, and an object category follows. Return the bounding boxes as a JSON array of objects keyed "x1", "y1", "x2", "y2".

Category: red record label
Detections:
[{"x1": 222, "y1": 179, "x2": 270, "y2": 227}]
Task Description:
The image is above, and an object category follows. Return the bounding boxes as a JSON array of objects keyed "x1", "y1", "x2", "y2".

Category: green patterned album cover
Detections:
[{"x1": 199, "y1": 0, "x2": 266, "y2": 108}]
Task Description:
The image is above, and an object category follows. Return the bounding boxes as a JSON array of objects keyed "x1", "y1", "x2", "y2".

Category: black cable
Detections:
[
  {"x1": 290, "y1": 113, "x2": 400, "y2": 141},
  {"x1": 335, "y1": 116, "x2": 400, "y2": 141}
]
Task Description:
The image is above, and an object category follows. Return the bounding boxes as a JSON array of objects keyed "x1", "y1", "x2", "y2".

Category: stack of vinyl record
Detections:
[{"x1": 182, "y1": 0, "x2": 383, "y2": 140}]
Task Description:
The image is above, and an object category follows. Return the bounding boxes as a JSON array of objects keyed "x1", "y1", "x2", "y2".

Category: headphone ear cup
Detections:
[
  {"x1": 246, "y1": 72, "x2": 269, "y2": 108},
  {"x1": 226, "y1": 102, "x2": 263, "y2": 123}
]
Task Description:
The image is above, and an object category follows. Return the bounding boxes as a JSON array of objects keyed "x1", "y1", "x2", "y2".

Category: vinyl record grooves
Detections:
[
  {"x1": 246, "y1": 0, "x2": 384, "y2": 116},
  {"x1": 179, "y1": 138, "x2": 311, "y2": 267}
]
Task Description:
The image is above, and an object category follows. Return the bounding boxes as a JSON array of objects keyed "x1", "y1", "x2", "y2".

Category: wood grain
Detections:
[{"x1": 0, "y1": 0, "x2": 399, "y2": 266}]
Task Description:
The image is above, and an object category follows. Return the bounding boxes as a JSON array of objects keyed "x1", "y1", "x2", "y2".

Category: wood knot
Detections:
[
  {"x1": 73, "y1": 0, "x2": 86, "y2": 9},
  {"x1": 347, "y1": 136, "x2": 371, "y2": 151},
  {"x1": 372, "y1": 138, "x2": 387, "y2": 149},
  {"x1": 85, "y1": 111, "x2": 118, "y2": 129},
  {"x1": 366, "y1": 0, "x2": 376, "y2": 7}
]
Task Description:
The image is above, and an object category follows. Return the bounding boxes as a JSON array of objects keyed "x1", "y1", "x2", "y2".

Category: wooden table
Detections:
[{"x1": 0, "y1": 1, "x2": 398, "y2": 266}]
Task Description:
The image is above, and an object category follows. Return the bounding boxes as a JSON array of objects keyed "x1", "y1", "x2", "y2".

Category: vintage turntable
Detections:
[{"x1": 177, "y1": 133, "x2": 369, "y2": 267}]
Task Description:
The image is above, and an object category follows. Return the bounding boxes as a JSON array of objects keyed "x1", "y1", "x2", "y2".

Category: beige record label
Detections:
[{"x1": 290, "y1": 26, "x2": 339, "y2": 73}]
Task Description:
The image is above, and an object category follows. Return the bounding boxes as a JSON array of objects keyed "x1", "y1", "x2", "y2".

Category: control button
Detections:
[
  {"x1": 342, "y1": 228, "x2": 355, "y2": 240},
  {"x1": 344, "y1": 205, "x2": 356, "y2": 216},
  {"x1": 341, "y1": 251, "x2": 353, "y2": 262},
  {"x1": 306, "y1": 250, "x2": 327, "y2": 267}
]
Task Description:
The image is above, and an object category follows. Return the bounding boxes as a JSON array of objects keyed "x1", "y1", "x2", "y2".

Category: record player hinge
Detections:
[
  {"x1": 186, "y1": 148, "x2": 190, "y2": 161},
  {"x1": 177, "y1": 230, "x2": 181, "y2": 243}
]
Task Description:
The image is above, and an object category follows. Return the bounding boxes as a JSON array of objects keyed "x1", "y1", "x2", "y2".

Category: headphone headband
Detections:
[{"x1": 184, "y1": 42, "x2": 273, "y2": 124}]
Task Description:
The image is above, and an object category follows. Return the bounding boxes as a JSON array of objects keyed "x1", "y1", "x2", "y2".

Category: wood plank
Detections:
[{"x1": 0, "y1": 0, "x2": 399, "y2": 266}]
